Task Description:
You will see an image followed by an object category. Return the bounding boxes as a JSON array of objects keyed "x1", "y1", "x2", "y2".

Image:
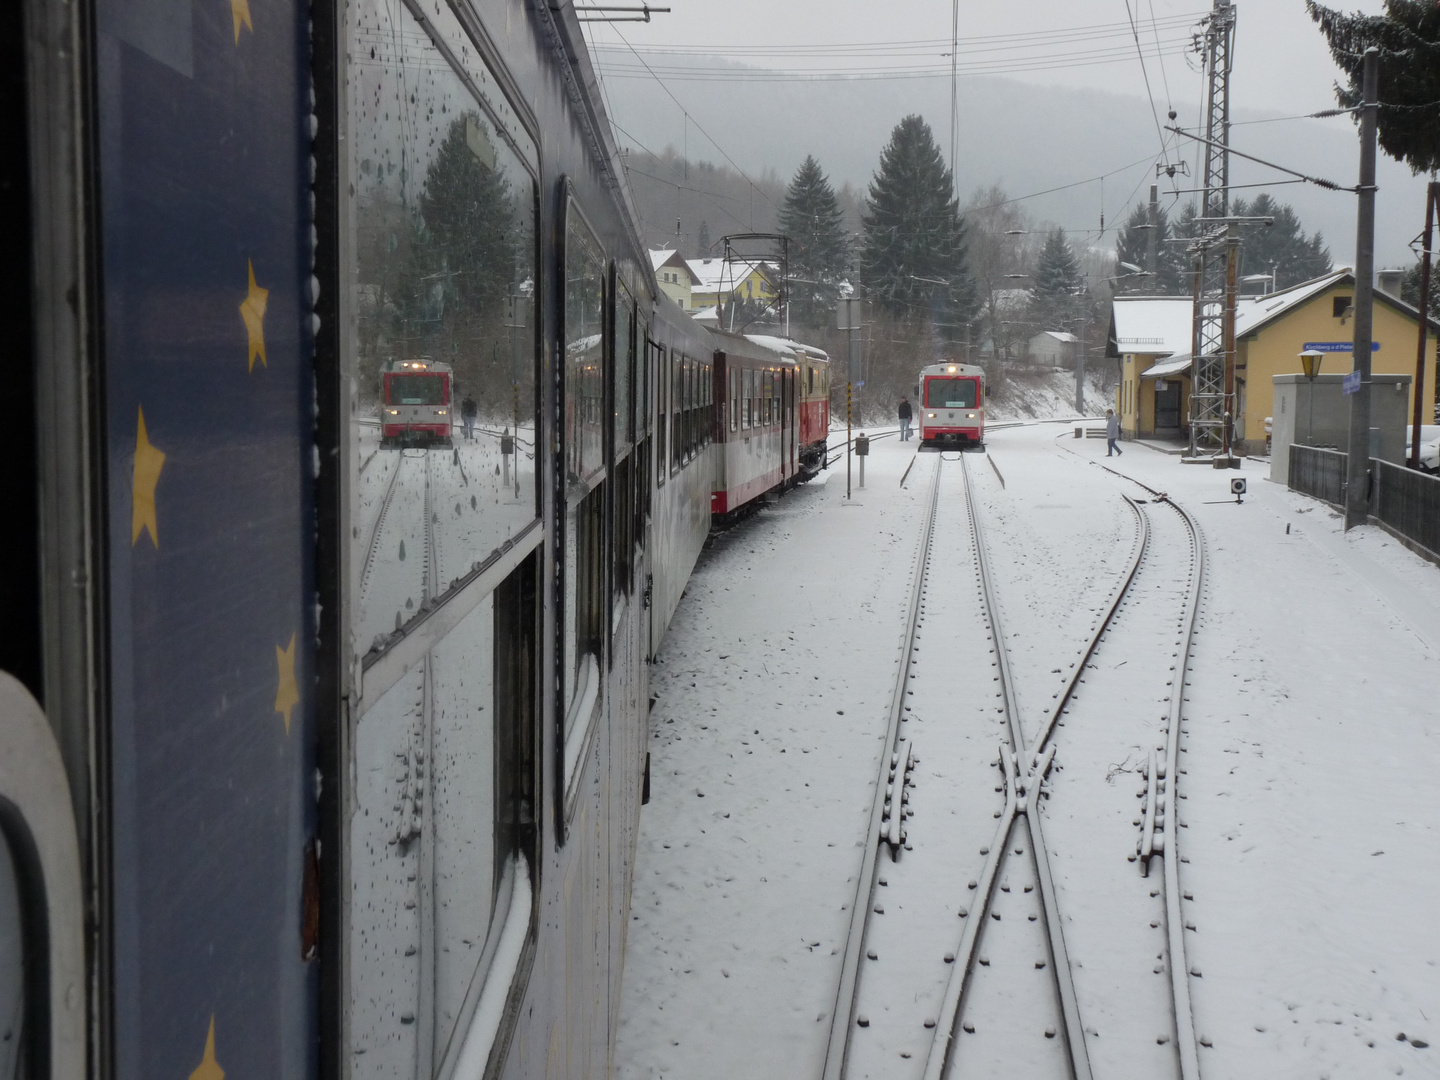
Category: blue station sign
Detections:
[{"x1": 1303, "y1": 341, "x2": 1382, "y2": 353}]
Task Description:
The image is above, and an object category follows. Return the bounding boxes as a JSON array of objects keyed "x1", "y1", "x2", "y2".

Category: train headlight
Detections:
[
  {"x1": 947, "y1": 364, "x2": 956, "y2": 373},
  {"x1": 966, "y1": 413, "x2": 975, "y2": 418},
  {"x1": 386, "y1": 408, "x2": 399, "y2": 415},
  {"x1": 437, "y1": 409, "x2": 447, "y2": 415},
  {"x1": 927, "y1": 412, "x2": 935, "y2": 418}
]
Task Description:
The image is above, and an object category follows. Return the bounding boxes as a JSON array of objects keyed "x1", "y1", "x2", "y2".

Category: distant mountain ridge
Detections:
[{"x1": 593, "y1": 46, "x2": 1430, "y2": 270}]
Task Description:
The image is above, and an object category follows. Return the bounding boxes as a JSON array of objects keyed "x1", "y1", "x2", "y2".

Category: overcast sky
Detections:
[
  {"x1": 588, "y1": 0, "x2": 1385, "y2": 118},
  {"x1": 584, "y1": 0, "x2": 1435, "y2": 266}
]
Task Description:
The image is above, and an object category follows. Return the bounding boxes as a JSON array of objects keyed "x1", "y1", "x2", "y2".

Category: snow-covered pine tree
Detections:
[
  {"x1": 860, "y1": 115, "x2": 975, "y2": 340},
  {"x1": 1230, "y1": 195, "x2": 1332, "y2": 288},
  {"x1": 1031, "y1": 228, "x2": 1082, "y2": 299},
  {"x1": 1309, "y1": 0, "x2": 1440, "y2": 174},
  {"x1": 1112, "y1": 204, "x2": 1187, "y2": 294},
  {"x1": 778, "y1": 155, "x2": 849, "y2": 332}
]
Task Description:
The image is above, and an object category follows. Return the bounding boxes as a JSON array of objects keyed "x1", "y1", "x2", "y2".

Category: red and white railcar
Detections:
[
  {"x1": 789, "y1": 341, "x2": 831, "y2": 476},
  {"x1": 380, "y1": 356, "x2": 454, "y2": 446},
  {"x1": 918, "y1": 361, "x2": 986, "y2": 447}
]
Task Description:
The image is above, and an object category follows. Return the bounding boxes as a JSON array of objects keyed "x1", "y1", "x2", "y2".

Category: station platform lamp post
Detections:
[
  {"x1": 1300, "y1": 347, "x2": 1323, "y2": 448},
  {"x1": 837, "y1": 297, "x2": 863, "y2": 499}
]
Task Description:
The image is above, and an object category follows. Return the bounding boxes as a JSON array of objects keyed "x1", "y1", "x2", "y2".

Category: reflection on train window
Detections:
[
  {"x1": 670, "y1": 353, "x2": 683, "y2": 473},
  {"x1": 565, "y1": 208, "x2": 605, "y2": 488},
  {"x1": 349, "y1": 0, "x2": 538, "y2": 656},
  {"x1": 655, "y1": 345, "x2": 667, "y2": 487},
  {"x1": 925, "y1": 377, "x2": 977, "y2": 409},
  {"x1": 742, "y1": 369, "x2": 753, "y2": 429},
  {"x1": 348, "y1": 551, "x2": 538, "y2": 1078},
  {"x1": 614, "y1": 280, "x2": 633, "y2": 451},
  {"x1": 0, "y1": 825, "x2": 22, "y2": 1080}
]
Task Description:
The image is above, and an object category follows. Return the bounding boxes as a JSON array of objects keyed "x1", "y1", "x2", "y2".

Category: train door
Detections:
[
  {"x1": 786, "y1": 369, "x2": 796, "y2": 479},
  {"x1": 86, "y1": 5, "x2": 324, "y2": 1079}
]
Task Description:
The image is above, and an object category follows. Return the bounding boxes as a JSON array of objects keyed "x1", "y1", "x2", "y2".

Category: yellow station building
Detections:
[{"x1": 1108, "y1": 269, "x2": 1439, "y2": 455}]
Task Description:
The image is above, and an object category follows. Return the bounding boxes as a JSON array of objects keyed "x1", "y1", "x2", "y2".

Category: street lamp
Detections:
[{"x1": 1300, "y1": 348, "x2": 1324, "y2": 447}]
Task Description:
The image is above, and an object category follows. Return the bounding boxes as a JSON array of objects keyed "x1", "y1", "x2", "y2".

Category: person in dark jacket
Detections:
[
  {"x1": 461, "y1": 393, "x2": 478, "y2": 442},
  {"x1": 898, "y1": 396, "x2": 913, "y2": 442}
]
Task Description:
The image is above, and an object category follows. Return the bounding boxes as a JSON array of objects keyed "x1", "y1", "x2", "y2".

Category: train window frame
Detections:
[
  {"x1": 655, "y1": 343, "x2": 667, "y2": 488},
  {"x1": 670, "y1": 351, "x2": 682, "y2": 475}
]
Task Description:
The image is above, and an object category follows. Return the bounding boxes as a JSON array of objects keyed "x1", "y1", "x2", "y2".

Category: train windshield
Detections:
[
  {"x1": 925, "y1": 377, "x2": 977, "y2": 408},
  {"x1": 388, "y1": 374, "x2": 446, "y2": 405}
]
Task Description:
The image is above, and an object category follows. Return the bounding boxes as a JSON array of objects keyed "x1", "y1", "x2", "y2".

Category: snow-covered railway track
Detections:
[
  {"x1": 822, "y1": 444, "x2": 1218, "y2": 1080},
  {"x1": 357, "y1": 448, "x2": 438, "y2": 650},
  {"x1": 821, "y1": 453, "x2": 1145, "y2": 1080}
]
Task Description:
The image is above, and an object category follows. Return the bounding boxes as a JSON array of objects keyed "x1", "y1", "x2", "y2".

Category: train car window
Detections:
[
  {"x1": 613, "y1": 276, "x2": 634, "y2": 454},
  {"x1": 612, "y1": 454, "x2": 632, "y2": 602},
  {"x1": 565, "y1": 206, "x2": 606, "y2": 488},
  {"x1": 349, "y1": 0, "x2": 541, "y2": 652},
  {"x1": 563, "y1": 484, "x2": 604, "y2": 730},
  {"x1": 655, "y1": 345, "x2": 667, "y2": 487},
  {"x1": 925, "y1": 377, "x2": 977, "y2": 409},
  {"x1": 761, "y1": 371, "x2": 772, "y2": 426},
  {"x1": 671, "y1": 354, "x2": 682, "y2": 473},
  {"x1": 729, "y1": 367, "x2": 738, "y2": 433},
  {"x1": 741, "y1": 369, "x2": 752, "y2": 429}
]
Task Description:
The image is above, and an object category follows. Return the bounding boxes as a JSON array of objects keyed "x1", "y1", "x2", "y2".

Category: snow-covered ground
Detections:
[{"x1": 614, "y1": 424, "x2": 1440, "y2": 1078}]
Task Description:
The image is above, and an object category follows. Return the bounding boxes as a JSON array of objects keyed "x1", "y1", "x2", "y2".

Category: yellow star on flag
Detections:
[
  {"x1": 275, "y1": 632, "x2": 299, "y2": 735},
  {"x1": 231, "y1": 0, "x2": 253, "y2": 44},
  {"x1": 240, "y1": 260, "x2": 269, "y2": 372},
  {"x1": 131, "y1": 406, "x2": 166, "y2": 548},
  {"x1": 189, "y1": 1016, "x2": 224, "y2": 1080}
]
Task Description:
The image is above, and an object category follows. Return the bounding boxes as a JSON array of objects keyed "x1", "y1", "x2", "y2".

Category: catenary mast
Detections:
[{"x1": 1188, "y1": 0, "x2": 1237, "y2": 457}]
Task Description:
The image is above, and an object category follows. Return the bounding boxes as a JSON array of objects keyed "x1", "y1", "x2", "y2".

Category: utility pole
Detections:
[
  {"x1": 1411, "y1": 181, "x2": 1439, "y2": 469},
  {"x1": 838, "y1": 298, "x2": 863, "y2": 499},
  {"x1": 1344, "y1": 47, "x2": 1379, "y2": 531},
  {"x1": 1188, "y1": 0, "x2": 1237, "y2": 459},
  {"x1": 1147, "y1": 184, "x2": 1159, "y2": 283}
]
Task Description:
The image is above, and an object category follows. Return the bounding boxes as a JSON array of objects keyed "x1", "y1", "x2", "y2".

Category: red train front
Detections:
[
  {"x1": 918, "y1": 361, "x2": 986, "y2": 447},
  {"x1": 381, "y1": 357, "x2": 454, "y2": 446}
]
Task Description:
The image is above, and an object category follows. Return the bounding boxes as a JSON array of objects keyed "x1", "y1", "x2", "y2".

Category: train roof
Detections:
[
  {"x1": 745, "y1": 334, "x2": 830, "y2": 364},
  {"x1": 919, "y1": 361, "x2": 984, "y2": 377},
  {"x1": 706, "y1": 326, "x2": 799, "y2": 367}
]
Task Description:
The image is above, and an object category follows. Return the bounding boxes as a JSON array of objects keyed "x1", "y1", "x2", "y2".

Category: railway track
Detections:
[{"x1": 823, "y1": 447, "x2": 1208, "y2": 1080}]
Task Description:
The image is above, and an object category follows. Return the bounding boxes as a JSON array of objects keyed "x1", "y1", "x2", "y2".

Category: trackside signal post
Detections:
[{"x1": 838, "y1": 298, "x2": 863, "y2": 499}]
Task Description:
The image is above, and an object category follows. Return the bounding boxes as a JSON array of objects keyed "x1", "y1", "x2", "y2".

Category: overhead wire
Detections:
[{"x1": 595, "y1": 22, "x2": 778, "y2": 216}]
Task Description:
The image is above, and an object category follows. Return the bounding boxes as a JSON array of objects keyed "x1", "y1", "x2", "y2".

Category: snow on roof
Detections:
[
  {"x1": 650, "y1": 249, "x2": 688, "y2": 274},
  {"x1": 1112, "y1": 269, "x2": 1355, "y2": 357},
  {"x1": 1111, "y1": 297, "x2": 1193, "y2": 356},
  {"x1": 686, "y1": 257, "x2": 776, "y2": 291},
  {"x1": 690, "y1": 306, "x2": 719, "y2": 323},
  {"x1": 1035, "y1": 330, "x2": 1079, "y2": 343},
  {"x1": 1234, "y1": 269, "x2": 1349, "y2": 336},
  {"x1": 1140, "y1": 353, "x2": 1192, "y2": 379},
  {"x1": 743, "y1": 334, "x2": 798, "y2": 359}
]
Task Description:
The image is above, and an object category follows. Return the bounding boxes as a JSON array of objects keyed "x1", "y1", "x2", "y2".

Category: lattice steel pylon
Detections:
[{"x1": 1189, "y1": 0, "x2": 1237, "y2": 457}]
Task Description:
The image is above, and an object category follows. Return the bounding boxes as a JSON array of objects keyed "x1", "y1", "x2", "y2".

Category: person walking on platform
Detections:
[
  {"x1": 1106, "y1": 408, "x2": 1122, "y2": 457},
  {"x1": 898, "y1": 396, "x2": 913, "y2": 442},
  {"x1": 461, "y1": 393, "x2": 478, "y2": 442}
]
